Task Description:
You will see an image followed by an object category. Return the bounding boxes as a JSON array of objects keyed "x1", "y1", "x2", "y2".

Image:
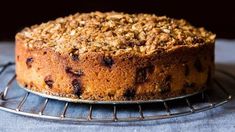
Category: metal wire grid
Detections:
[{"x1": 0, "y1": 62, "x2": 233, "y2": 122}]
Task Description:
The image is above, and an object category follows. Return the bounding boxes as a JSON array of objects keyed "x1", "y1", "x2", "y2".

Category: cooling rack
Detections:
[{"x1": 0, "y1": 62, "x2": 233, "y2": 122}]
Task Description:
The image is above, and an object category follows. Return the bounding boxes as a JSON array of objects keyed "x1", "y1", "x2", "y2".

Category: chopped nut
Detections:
[
  {"x1": 107, "y1": 14, "x2": 124, "y2": 20},
  {"x1": 70, "y1": 30, "x2": 76, "y2": 36},
  {"x1": 193, "y1": 36, "x2": 204, "y2": 44},
  {"x1": 16, "y1": 12, "x2": 215, "y2": 55},
  {"x1": 162, "y1": 29, "x2": 170, "y2": 33}
]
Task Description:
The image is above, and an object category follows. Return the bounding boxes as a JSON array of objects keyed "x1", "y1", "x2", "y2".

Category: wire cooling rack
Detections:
[{"x1": 0, "y1": 62, "x2": 233, "y2": 122}]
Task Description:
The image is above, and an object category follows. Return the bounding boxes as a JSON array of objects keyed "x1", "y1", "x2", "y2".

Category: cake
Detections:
[{"x1": 15, "y1": 12, "x2": 216, "y2": 101}]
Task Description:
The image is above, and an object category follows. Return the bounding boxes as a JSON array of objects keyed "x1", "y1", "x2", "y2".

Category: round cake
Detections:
[{"x1": 15, "y1": 12, "x2": 216, "y2": 101}]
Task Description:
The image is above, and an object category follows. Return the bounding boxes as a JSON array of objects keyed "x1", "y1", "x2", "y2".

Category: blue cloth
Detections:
[{"x1": 0, "y1": 40, "x2": 235, "y2": 132}]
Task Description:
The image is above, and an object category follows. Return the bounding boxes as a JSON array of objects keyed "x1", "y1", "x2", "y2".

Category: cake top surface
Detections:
[{"x1": 16, "y1": 11, "x2": 215, "y2": 55}]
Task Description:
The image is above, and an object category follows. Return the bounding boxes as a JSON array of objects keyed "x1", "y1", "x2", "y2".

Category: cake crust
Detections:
[{"x1": 15, "y1": 12, "x2": 215, "y2": 101}]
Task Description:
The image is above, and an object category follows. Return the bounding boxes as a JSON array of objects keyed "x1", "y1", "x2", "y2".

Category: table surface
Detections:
[{"x1": 0, "y1": 40, "x2": 235, "y2": 132}]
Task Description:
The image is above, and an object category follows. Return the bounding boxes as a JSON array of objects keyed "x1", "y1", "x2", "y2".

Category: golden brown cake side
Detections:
[
  {"x1": 15, "y1": 12, "x2": 215, "y2": 101},
  {"x1": 15, "y1": 37, "x2": 214, "y2": 101}
]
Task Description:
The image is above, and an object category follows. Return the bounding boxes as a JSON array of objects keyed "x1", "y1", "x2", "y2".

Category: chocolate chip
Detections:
[
  {"x1": 194, "y1": 59, "x2": 203, "y2": 72},
  {"x1": 72, "y1": 79, "x2": 82, "y2": 96},
  {"x1": 45, "y1": 80, "x2": 53, "y2": 88},
  {"x1": 29, "y1": 82, "x2": 34, "y2": 88},
  {"x1": 136, "y1": 65, "x2": 154, "y2": 83},
  {"x1": 71, "y1": 54, "x2": 79, "y2": 61},
  {"x1": 65, "y1": 67, "x2": 83, "y2": 77},
  {"x1": 43, "y1": 51, "x2": 47, "y2": 55},
  {"x1": 44, "y1": 76, "x2": 54, "y2": 88},
  {"x1": 165, "y1": 75, "x2": 172, "y2": 82},
  {"x1": 69, "y1": 49, "x2": 79, "y2": 61},
  {"x1": 136, "y1": 68, "x2": 147, "y2": 83},
  {"x1": 159, "y1": 84, "x2": 171, "y2": 94},
  {"x1": 102, "y1": 56, "x2": 114, "y2": 68},
  {"x1": 123, "y1": 88, "x2": 136, "y2": 100},
  {"x1": 108, "y1": 93, "x2": 114, "y2": 98},
  {"x1": 183, "y1": 82, "x2": 195, "y2": 88},
  {"x1": 184, "y1": 64, "x2": 189, "y2": 76},
  {"x1": 26, "y1": 57, "x2": 33, "y2": 68},
  {"x1": 159, "y1": 75, "x2": 172, "y2": 94},
  {"x1": 17, "y1": 55, "x2": 20, "y2": 61}
]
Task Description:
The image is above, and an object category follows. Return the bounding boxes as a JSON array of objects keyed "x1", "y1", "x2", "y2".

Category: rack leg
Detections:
[{"x1": 1, "y1": 74, "x2": 16, "y2": 100}]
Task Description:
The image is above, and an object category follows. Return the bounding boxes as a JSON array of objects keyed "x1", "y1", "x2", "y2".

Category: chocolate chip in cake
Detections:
[
  {"x1": 17, "y1": 55, "x2": 20, "y2": 61},
  {"x1": 69, "y1": 49, "x2": 79, "y2": 61},
  {"x1": 136, "y1": 65, "x2": 154, "y2": 83},
  {"x1": 102, "y1": 56, "x2": 114, "y2": 68},
  {"x1": 26, "y1": 57, "x2": 33, "y2": 68},
  {"x1": 184, "y1": 64, "x2": 189, "y2": 76},
  {"x1": 123, "y1": 88, "x2": 136, "y2": 100},
  {"x1": 159, "y1": 85, "x2": 171, "y2": 94},
  {"x1": 183, "y1": 82, "x2": 195, "y2": 88},
  {"x1": 43, "y1": 51, "x2": 47, "y2": 55},
  {"x1": 65, "y1": 67, "x2": 83, "y2": 77},
  {"x1": 72, "y1": 79, "x2": 82, "y2": 96},
  {"x1": 44, "y1": 75, "x2": 54, "y2": 88},
  {"x1": 165, "y1": 75, "x2": 172, "y2": 82},
  {"x1": 194, "y1": 59, "x2": 203, "y2": 72},
  {"x1": 108, "y1": 93, "x2": 114, "y2": 98},
  {"x1": 136, "y1": 68, "x2": 147, "y2": 83},
  {"x1": 29, "y1": 82, "x2": 34, "y2": 88},
  {"x1": 158, "y1": 75, "x2": 172, "y2": 94},
  {"x1": 71, "y1": 54, "x2": 79, "y2": 61},
  {"x1": 44, "y1": 80, "x2": 54, "y2": 88}
]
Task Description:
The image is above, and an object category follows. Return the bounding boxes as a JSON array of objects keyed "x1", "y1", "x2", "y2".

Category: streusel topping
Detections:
[{"x1": 16, "y1": 11, "x2": 215, "y2": 55}]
